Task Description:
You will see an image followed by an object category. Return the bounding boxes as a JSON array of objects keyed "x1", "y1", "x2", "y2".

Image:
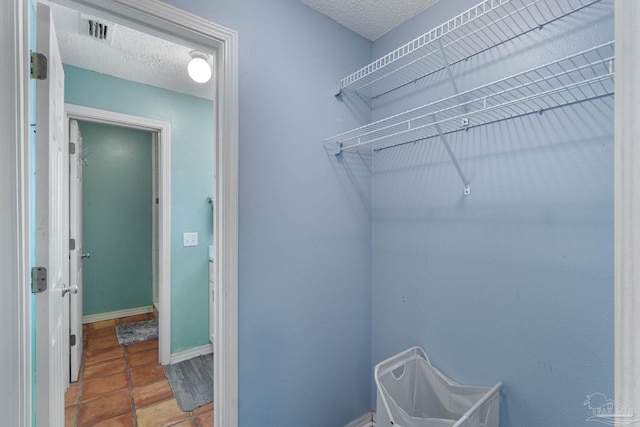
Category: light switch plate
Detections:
[{"x1": 183, "y1": 232, "x2": 198, "y2": 247}]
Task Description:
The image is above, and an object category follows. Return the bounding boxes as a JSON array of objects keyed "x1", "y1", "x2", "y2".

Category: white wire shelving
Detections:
[
  {"x1": 326, "y1": 41, "x2": 614, "y2": 155},
  {"x1": 336, "y1": 0, "x2": 601, "y2": 99}
]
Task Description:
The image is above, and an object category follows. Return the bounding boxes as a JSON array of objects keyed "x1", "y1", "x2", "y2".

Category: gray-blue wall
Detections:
[
  {"x1": 160, "y1": 0, "x2": 374, "y2": 425},
  {"x1": 371, "y1": 1, "x2": 614, "y2": 426}
]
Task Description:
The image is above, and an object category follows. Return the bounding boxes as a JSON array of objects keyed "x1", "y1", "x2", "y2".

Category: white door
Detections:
[
  {"x1": 35, "y1": 3, "x2": 68, "y2": 426},
  {"x1": 69, "y1": 120, "x2": 84, "y2": 382}
]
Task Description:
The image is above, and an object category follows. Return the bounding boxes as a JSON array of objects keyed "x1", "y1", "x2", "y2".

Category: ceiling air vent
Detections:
[
  {"x1": 88, "y1": 20, "x2": 108, "y2": 40},
  {"x1": 80, "y1": 14, "x2": 115, "y2": 44}
]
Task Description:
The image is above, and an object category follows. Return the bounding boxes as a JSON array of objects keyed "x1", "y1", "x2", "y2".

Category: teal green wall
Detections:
[
  {"x1": 80, "y1": 122, "x2": 153, "y2": 315},
  {"x1": 64, "y1": 65, "x2": 214, "y2": 352}
]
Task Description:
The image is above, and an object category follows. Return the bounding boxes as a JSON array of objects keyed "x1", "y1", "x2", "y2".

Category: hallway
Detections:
[{"x1": 64, "y1": 314, "x2": 213, "y2": 426}]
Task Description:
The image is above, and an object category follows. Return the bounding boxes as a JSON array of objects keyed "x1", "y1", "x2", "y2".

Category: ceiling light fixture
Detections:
[{"x1": 187, "y1": 50, "x2": 212, "y2": 83}]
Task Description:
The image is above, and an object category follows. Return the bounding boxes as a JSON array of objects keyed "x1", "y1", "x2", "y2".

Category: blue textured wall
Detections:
[
  {"x1": 371, "y1": 1, "x2": 614, "y2": 426},
  {"x1": 157, "y1": 0, "x2": 374, "y2": 425},
  {"x1": 64, "y1": 66, "x2": 214, "y2": 353}
]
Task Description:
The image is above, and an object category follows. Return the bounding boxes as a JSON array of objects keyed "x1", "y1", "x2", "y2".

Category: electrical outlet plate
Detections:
[{"x1": 183, "y1": 232, "x2": 198, "y2": 247}]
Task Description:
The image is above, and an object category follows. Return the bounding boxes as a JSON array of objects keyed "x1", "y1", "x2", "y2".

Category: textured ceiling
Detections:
[
  {"x1": 48, "y1": 2, "x2": 214, "y2": 100},
  {"x1": 298, "y1": 0, "x2": 440, "y2": 40},
  {"x1": 47, "y1": 0, "x2": 439, "y2": 97}
]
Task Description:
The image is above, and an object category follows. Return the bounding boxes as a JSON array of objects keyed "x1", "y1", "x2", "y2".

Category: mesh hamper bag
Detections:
[{"x1": 375, "y1": 347, "x2": 502, "y2": 427}]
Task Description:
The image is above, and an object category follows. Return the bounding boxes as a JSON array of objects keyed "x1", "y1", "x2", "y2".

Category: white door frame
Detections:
[
  {"x1": 152, "y1": 132, "x2": 160, "y2": 311},
  {"x1": 69, "y1": 118, "x2": 83, "y2": 382},
  {"x1": 52, "y1": 1, "x2": 239, "y2": 425},
  {"x1": 0, "y1": 0, "x2": 32, "y2": 424},
  {"x1": 65, "y1": 104, "x2": 173, "y2": 365},
  {"x1": 614, "y1": 0, "x2": 640, "y2": 412}
]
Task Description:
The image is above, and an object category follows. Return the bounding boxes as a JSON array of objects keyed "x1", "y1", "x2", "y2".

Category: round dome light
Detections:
[{"x1": 188, "y1": 51, "x2": 212, "y2": 83}]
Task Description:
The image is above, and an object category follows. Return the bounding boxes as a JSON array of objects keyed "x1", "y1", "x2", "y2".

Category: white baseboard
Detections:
[
  {"x1": 82, "y1": 305, "x2": 154, "y2": 324},
  {"x1": 170, "y1": 343, "x2": 213, "y2": 364},
  {"x1": 345, "y1": 411, "x2": 375, "y2": 427}
]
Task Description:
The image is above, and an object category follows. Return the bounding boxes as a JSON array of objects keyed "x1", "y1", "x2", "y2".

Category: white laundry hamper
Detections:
[{"x1": 375, "y1": 347, "x2": 502, "y2": 427}]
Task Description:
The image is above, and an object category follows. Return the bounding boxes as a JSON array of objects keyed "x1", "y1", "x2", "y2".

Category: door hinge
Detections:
[
  {"x1": 156, "y1": 198, "x2": 159, "y2": 204},
  {"x1": 31, "y1": 267, "x2": 47, "y2": 293},
  {"x1": 70, "y1": 238, "x2": 76, "y2": 251},
  {"x1": 30, "y1": 51, "x2": 48, "y2": 80},
  {"x1": 70, "y1": 142, "x2": 76, "y2": 155},
  {"x1": 70, "y1": 334, "x2": 76, "y2": 347}
]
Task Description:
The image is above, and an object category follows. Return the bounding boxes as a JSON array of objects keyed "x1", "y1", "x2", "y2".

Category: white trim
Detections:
[
  {"x1": 170, "y1": 343, "x2": 214, "y2": 365},
  {"x1": 212, "y1": 12, "x2": 240, "y2": 427},
  {"x1": 65, "y1": 104, "x2": 171, "y2": 132},
  {"x1": 615, "y1": 0, "x2": 640, "y2": 410},
  {"x1": 1, "y1": 0, "x2": 31, "y2": 424},
  {"x1": 149, "y1": 132, "x2": 160, "y2": 311},
  {"x1": 82, "y1": 305, "x2": 154, "y2": 324},
  {"x1": 65, "y1": 104, "x2": 172, "y2": 365},
  {"x1": 151, "y1": 133, "x2": 158, "y2": 307},
  {"x1": 30, "y1": 1, "x2": 238, "y2": 424},
  {"x1": 345, "y1": 412, "x2": 375, "y2": 427}
]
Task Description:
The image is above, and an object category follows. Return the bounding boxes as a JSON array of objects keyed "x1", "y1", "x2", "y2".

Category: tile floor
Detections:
[{"x1": 65, "y1": 313, "x2": 213, "y2": 427}]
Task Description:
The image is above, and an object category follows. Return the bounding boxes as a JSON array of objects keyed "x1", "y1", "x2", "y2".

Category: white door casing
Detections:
[
  {"x1": 69, "y1": 119, "x2": 84, "y2": 382},
  {"x1": 35, "y1": 3, "x2": 69, "y2": 426},
  {"x1": 0, "y1": 0, "x2": 32, "y2": 424},
  {"x1": 152, "y1": 133, "x2": 160, "y2": 310},
  {"x1": 615, "y1": 0, "x2": 640, "y2": 411},
  {"x1": 54, "y1": 3, "x2": 239, "y2": 425},
  {"x1": 65, "y1": 104, "x2": 172, "y2": 365}
]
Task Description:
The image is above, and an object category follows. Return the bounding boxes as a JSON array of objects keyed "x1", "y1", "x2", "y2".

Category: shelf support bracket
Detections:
[
  {"x1": 434, "y1": 122, "x2": 471, "y2": 195},
  {"x1": 436, "y1": 40, "x2": 470, "y2": 195},
  {"x1": 437, "y1": 39, "x2": 460, "y2": 95},
  {"x1": 437, "y1": 39, "x2": 469, "y2": 124},
  {"x1": 334, "y1": 82, "x2": 343, "y2": 97}
]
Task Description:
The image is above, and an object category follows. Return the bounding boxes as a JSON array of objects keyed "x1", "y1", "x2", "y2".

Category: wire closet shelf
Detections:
[
  {"x1": 326, "y1": 42, "x2": 614, "y2": 155},
  {"x1": 336, "y1": 0, "x2": 602, "y2": 99}
]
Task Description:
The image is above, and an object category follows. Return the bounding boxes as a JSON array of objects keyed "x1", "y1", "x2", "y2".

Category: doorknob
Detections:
[
  {"x1": 62, "y1": 285, "x2": 78, "y2": 297},
  {"x1": 81, "y1": 253, "x2": 91, "y2": 259}
]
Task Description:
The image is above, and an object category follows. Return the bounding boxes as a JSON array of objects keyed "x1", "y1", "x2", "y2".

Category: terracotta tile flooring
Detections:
[{"x1": 65, "y1": 313, "x2": 213, "y2": 427}]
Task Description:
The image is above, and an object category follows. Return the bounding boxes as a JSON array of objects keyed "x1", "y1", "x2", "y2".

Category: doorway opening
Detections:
[
  {"x1": 66, "y1": 104, "x2": 172, "y2": 366},
  {"x1": 75, "y1": 121, "x2": 157, "y2": 328},
  {"x1": 31, "y1": 0, "x2": 239, "y2": 425}
]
